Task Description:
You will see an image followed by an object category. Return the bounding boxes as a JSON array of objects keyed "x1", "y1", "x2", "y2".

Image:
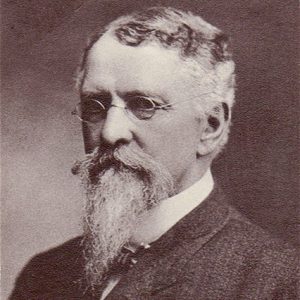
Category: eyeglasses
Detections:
[{"x1": 72, "y1": 93, "x2": 216, "y2": 123}]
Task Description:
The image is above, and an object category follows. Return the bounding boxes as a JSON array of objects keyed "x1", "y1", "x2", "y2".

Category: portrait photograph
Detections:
[{"x1": 1, "y1": 0, "x2": 299, "y2": 299}]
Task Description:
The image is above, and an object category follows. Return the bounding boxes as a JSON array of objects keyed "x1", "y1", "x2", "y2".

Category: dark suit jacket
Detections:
[{"x1": 10, "y1": 187, "x2": 299, "y2": 299}]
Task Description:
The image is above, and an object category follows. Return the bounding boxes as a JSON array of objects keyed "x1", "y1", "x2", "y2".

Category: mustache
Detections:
[{"x1": 72, "y1": 144, "x2": 166, "y2": 185}]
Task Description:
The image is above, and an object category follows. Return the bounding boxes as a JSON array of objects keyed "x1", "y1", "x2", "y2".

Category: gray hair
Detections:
[{"x1": 76, "y1": 7, "x2": 236, "y2": 153}]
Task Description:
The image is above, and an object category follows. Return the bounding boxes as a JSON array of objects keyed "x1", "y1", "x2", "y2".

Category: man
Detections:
[{"x1": 10, "y1": 7, "x2": 298, "y2": 300}]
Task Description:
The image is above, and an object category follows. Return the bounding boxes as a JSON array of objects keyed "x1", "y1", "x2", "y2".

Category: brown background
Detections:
[{"x1": 1, "y1": 0, "x2": 299, "y2": 298}]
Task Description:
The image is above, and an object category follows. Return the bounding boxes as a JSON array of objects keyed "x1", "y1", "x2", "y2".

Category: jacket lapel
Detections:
[{"x1": 107, "y1": 186, "x2": 231, "y2": 299}]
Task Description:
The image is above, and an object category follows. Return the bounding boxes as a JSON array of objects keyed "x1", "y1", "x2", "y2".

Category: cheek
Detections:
[{"x1": 141, "y1": 117, "x2": 201, "y2": 175}]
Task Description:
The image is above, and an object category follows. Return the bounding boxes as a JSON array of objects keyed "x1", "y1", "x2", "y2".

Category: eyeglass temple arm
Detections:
[
  {"x1": 156, "y1": 92, "x2": 222, "y2": 109},
  {"x1": 156, "y1": 93, "x2": 229, "y2": 120}
]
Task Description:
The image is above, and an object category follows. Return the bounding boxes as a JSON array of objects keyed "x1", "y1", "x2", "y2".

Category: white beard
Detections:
[{"x1": 72, "y1": 144, "x2": 175, "y2": 289}]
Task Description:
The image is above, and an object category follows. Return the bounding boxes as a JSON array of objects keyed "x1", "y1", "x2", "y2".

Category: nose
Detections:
[{"x1": 100, "y1": 105, "x2": 134, "y2": 146}]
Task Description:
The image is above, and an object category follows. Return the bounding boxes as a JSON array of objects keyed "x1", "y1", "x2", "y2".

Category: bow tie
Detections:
[{"x1": 109, "y1": 243, "x2": 151, "y2": 275}]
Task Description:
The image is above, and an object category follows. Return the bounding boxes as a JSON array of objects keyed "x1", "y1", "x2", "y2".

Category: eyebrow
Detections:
[
  {"x1": 122, "y1": 90, "x2": 168, "y2": 104},
  {"x1": 80, "y1": 89, "x2": 168, "y2": 104},
  {"x1": 80, "y1": 90, "x2": 111, "y2": 100},
  {"x1": 123, "y1": 90, "x2": 151, "y2": 99}
]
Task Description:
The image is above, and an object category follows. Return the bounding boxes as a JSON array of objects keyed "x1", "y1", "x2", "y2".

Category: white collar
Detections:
[{"x1": 131, "y1": 169, "x2": 214, "y2": 246}]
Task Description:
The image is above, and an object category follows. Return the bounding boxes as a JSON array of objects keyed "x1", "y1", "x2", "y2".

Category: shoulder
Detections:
[
  {"x1": 10, "y1": 236, "x2": 85, "y2": 299},
  {"x1": 225, "y1": 207, "x2": 298, "y2": 259},
  {"x1": 183, "y1": 206, "x2": 299, "y2": 298},
  {"x1": 201, "y1": 207, "x2": 298, "y2": 291},
  {"x1": 184, "y1": 185, "x2": 299, "y2": 278},
  {"x1": 20, "y1": 235, "x2": 84, "y2": 277},
  {"x1": 215, "y1": 206, "x2": 299, "y2": 267}
]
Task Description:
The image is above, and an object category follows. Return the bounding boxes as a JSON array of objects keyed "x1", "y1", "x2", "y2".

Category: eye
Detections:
[
  {"x1": 81, "y1": 100, "x2": 103, "y2": 113},
  {"x1": 80, "y1": 100, "x2": 106, "y2": 122},
  {"x1": 126, "y1": 96, "x2": 157, "y2": 120},
  {"x1": 94, "y1": 95, "x2": 111, "y2": 110},
  {"x1": 127, "y1": 96, "x2": 155, "y2": 111},
  {"x1": 81, "y1": 93, "x2": 111, "y2": 109}
]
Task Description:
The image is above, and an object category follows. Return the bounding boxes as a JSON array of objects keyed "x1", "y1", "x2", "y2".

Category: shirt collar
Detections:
[{"x1": 130, "y1": 169, "x2": 214, "y2": 247}]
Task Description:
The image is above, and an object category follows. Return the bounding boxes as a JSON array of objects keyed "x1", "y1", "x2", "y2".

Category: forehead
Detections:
[{"x1": 82, "y1": 34, "x2": 201, "y2": 99}]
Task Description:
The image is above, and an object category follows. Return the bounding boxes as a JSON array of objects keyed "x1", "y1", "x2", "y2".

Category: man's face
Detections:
[
  {"x1": 75, "y1": 33, "x2": 215, "y2": 287},
  {"x1": 81, "y1": 34, "x2": 206, "y2": 192}
]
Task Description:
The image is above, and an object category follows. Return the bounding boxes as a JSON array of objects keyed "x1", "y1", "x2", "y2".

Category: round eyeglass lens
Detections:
[
  {"x1": 79, "y1": 100, "x2": 106, "y2": 123},
  {"x1": 127, "y1": 97, "x2": 155, "y2": 119}
]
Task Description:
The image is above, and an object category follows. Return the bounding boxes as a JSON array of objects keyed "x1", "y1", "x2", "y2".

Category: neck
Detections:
[
  {"x1": 175, "y1": 159, "x2": 212, "y2": 194},
  {"x1": 130, "y1": 168, "x2": 214, "y2": 247}
]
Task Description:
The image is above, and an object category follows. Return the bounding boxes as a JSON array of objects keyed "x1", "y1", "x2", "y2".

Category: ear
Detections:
[{"x1": 197, "y1": 102, "x2": 229, "y2": 156}]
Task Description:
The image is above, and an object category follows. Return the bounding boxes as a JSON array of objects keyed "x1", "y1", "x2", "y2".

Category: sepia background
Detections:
[{"x1": 1, "y1": 0, "x2": 299, "y2": 298}]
